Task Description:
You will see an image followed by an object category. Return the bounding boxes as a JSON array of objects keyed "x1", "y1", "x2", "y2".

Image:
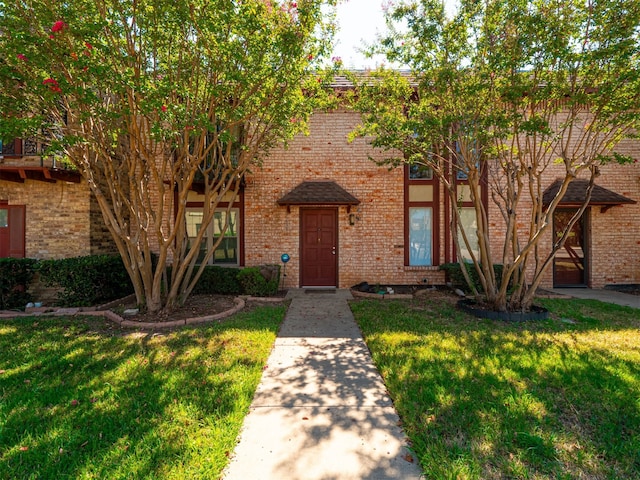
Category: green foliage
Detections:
[
  {"x1": 192, "y1": 266, "x2": 242, "y2": 295},
  {"x1": 0, "y1": 258, "x2": 37, "y2": 310},
  {"x1": 0, "y1": 305, "x2": 284, "y2": 479},
  {"x1": 439, "y1": 262, "x2": 504, "y2": 294},
  {"x1": 237, "y1": 266, "x2": 280, "y2": 297},
  {"x1": 352, "y1": 0, "x2": 640, "y2": 311},
  {"x1": 0, "y1": 0, "x2": 338, "y2": 313},
  {"x1": 37, "y1": 255, "x2": 134, "y2": 307},
  {"x1": 353, "y1": 297, "x2": 640, "y2": 478}
]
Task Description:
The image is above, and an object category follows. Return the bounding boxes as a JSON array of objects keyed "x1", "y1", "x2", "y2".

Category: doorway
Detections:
[
  {"x1": 553, "y1": 208, "x2": 588, "y2": 287},
  {"x1": 300, "y1": 208, "x2": 338, "y2": 287}
]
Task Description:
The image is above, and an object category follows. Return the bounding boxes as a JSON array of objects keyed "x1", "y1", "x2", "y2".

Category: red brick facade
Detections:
[
  {"x1": 3, "y1": 109, "x2": 638, "y2": 290},
  {"x1": 244, "y1": 109, "x2": 640, "y2": 289}
]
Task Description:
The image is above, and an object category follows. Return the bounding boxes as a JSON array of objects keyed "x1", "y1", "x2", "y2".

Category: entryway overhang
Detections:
[
  {"x1": 277, "y1": 180, "x2": 360, "y2": 213},
  {"x1": 543, "y1": 179, "x2": 636, "y2": 213}
]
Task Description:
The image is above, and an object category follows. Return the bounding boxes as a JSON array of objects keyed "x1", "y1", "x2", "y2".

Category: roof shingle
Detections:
[{"x1": 277, "y1": 180, "x2": 360, "y2": 206}]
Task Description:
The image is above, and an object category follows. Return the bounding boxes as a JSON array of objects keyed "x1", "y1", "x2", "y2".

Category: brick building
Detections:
[
  {"x1": 241, "y1": 109, "x2": 639, "y2": 290},
  {"x1": 0, "y1": 140, "x2": 115, "y2": 259},
  {"x1": 2, "y1": 109, "x2": 638, "y2": 290}
]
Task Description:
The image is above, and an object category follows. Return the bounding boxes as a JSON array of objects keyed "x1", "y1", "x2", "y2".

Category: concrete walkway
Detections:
[
  {"x1": 549, "y1": 288, "x2": 640, "y2": 309},
  {"x1": 223, "y1": 289, "x2": 423, "y2": 480}
]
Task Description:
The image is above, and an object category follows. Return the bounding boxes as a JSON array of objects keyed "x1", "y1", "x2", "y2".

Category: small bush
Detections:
[
  {"x1": 0, "y1": 258, "x2": 37, "y2": 310},
  {"x1": 37, "y1": 255, "x2": 134, "y2": 307},
  {"x1": 237, "y1": 265, "x2": 280, "y2": 296},
  {"x1": 440, "y1": 262, "x2": 504, "y2": 294},
  {"x1": 192, "y1": 266, "x2": 242, "y2": 294}
]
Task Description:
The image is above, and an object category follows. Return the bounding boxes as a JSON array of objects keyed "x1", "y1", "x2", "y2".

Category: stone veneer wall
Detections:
[{"x1": 244, "y1": 109, "x2": 447, "y2": 289}]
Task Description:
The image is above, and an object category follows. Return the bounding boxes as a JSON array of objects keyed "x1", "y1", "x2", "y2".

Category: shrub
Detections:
[
  {"x1": 237, "y1": 265, "x2": 280, "y2": 296},
  {"x1": 37, "y1": 255, "x2": 133, "y2": 307},
  {"x1": 192, "y1": 266, "x2": 242, "y2": 295},
  {"x1": 439, "y1": 262, "x2": 504, "y2": 294},
  {"x1": 0, "y1": 258, "x2": 37, "y2": 310}
]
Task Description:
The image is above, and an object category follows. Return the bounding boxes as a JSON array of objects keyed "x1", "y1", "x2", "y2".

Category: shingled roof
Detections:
[
  {"x1": 277, "y1": 180, "x2": 360, "y2": 208},
  {"x1": 543, "y1": 179, "x2": 636, "y2": 211}
]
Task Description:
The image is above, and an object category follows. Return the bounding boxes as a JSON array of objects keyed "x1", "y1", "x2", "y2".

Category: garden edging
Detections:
[{"x1": 0, "y1": 297, "x2": 247, "y2": 329}]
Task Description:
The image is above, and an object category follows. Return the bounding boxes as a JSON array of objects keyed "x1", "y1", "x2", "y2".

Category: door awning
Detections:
[
  {"x1": 277, "y1": 180, "x2": 360, "y2": 212},
  {"x1": 543, "y1": 179, "x2": 636, "y2": 213}
]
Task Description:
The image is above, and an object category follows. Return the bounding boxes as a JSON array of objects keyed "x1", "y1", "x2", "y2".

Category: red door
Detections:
[
  {"x1": 553, "y1": 208, "x2": 587, "y2": 286},
  {"x1": 300, "y1": 208, "x2": 338, "y2": 287},
  {"x1": 0, "y1": 204, "x2": 26, "y2": 258}
]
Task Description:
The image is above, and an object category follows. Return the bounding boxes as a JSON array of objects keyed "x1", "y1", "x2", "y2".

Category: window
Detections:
[
  {"x1": 457, "y1": 207, "x2": 479, "y2": 261},
  {"x1": 186, "y1": 208, "x2": 239, "y2": 265},
  {"x1": 405, "y1": 163, "x2": 439, "y2": 266},
  {"x1": 409, "y1": 207, "x2": 432, "y2": 265},
  {"x1": 0, "y1": 209, "x2": 7, "y2": 228},
  {"x1": 409, "y1": 163, "x2": 433, "y2": 180}
]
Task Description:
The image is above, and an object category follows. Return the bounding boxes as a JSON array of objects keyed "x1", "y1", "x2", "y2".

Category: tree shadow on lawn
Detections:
[
  {"x1": 0, "y1": 308, "x2": 282, "y2": 479},
  {"x1": 352, "y1": 298, "x2": 640, "y2": 479}
]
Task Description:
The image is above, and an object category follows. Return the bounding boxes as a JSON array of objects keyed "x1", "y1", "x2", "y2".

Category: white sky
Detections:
[{"x1": 333, "y1": 0, "x2": 458, "y2": 69}]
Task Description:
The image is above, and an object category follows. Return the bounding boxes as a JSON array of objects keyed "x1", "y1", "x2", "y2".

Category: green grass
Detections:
[
  {"x1": 0, "y1": 305, "x2": 285, "y2": 479},
  {"x1": 352, "y1": 296, "x2": 640, "y2": 479}
]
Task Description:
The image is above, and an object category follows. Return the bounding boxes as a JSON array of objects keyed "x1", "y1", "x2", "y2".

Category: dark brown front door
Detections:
[
  {"x1": 553, "y1": 208, "x2": 587, "y2": 287},
  {"x1": 300, "y1": 208, "x2": 338, "y2": 287},
  {"x1": 0, "y1": 204, "x2": 25, "y2": 258}
]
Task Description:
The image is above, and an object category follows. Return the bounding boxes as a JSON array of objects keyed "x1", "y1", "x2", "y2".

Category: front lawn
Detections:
[
  {"x1": 352, "y1": 296, "x2": 640, "y2": 479},
  {"x1": 0, "y1": 305, "x2": 285, "y2": 479}
]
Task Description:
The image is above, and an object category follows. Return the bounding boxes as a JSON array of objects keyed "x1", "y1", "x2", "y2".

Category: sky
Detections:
[
  {"x1": 332, "y1": 0, "x2": 389, "y2": 69},
  {"x1": 332, "y1": 0, "x2": 457, "y2": 69}
]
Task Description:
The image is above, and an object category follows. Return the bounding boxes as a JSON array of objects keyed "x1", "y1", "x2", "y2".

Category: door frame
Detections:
[
  {"x1": 553, "y1": 207, "x2": 590, "y2": 287},
  {"x1": 299, "y1": 207, "x2": 339, "y2": 288}
]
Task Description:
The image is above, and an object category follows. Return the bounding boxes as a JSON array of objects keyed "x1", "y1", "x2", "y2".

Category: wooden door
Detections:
[
  {"x1": 0, "y1": 204, "x2": 25, "y2": 258},
  {"x1": 553, "y1": 209, "x2": 587, "y2": 286},
  {"x1": 300, "y1": 208, "x2": 338, "y2": 287}
]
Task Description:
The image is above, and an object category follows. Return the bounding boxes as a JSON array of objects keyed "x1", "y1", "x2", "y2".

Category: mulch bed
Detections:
[{"x1": 122, "y1": 294, "x2": 239, "y2": 323}]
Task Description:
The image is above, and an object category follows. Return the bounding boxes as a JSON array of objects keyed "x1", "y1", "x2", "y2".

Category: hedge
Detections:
[
  {"x1": 191, "y1": 266, "x2": 242, "y2": 295},
  {"x1": 0, "y1": 258, "x2": 37, "y2": 310},
  {"x1": 237, "y1": 265, "x2": 280, "y2": 296},
  {"x1": 37, "y1": 255, "x2": 134, "y2": 307}
]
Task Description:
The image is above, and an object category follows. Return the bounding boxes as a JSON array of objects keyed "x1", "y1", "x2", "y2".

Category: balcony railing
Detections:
[{"x1": 0, "y1": 138, "x2": 81, "y2": 183}]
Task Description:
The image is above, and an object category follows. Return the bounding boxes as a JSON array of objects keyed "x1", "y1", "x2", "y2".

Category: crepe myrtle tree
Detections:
[
  {"x1": 0, "y1": 0, "x2": 337, "y2": 313},
  {"x1": 350, "y1": 0, "x2": 640, "y2": 312}
]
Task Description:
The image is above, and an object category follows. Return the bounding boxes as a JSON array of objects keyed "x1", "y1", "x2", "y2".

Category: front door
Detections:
[
  {"x1": 0, "y1": 204, "x2": 25, "y2": 258},
  {"x1": 300, "y1": 208, "x2": 338, "y2": 287},
  {"x1": 553, "y1": 208, "x2": 587, "y2": 287}
]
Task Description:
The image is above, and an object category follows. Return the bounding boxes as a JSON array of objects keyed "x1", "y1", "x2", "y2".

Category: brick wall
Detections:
[
  {"x1": 246, "y1": 109, "x2": 639, "y2": 289},
  {"x1": 484, "y1": 126, "x2": 640, "y2": 289},
  {"x1": 244, "y1": 110, "x2": 446, "y2": 288},
  {"x1": 0, "y1": 178, "x2": 117, "y2": 259}
]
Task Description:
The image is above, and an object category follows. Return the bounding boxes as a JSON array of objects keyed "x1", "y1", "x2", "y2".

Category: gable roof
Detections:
[
  {"x1": 543, "y1": 179, "x2": 636, "y2": 208},
  {"x1": 277, "y1": 180, "x2": 360, "y2": 207}
]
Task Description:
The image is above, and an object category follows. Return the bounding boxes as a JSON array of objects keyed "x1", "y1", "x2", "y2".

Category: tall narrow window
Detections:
[
  {"x1": 457, "y1": 207, "x2": 479, "y2": 261},
  {"x1": 409, "y1": 207, "x2": 432, "y2": 265},
  {"x1": 405, "y1": 162, "x2": 439, "y2": 266}
]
